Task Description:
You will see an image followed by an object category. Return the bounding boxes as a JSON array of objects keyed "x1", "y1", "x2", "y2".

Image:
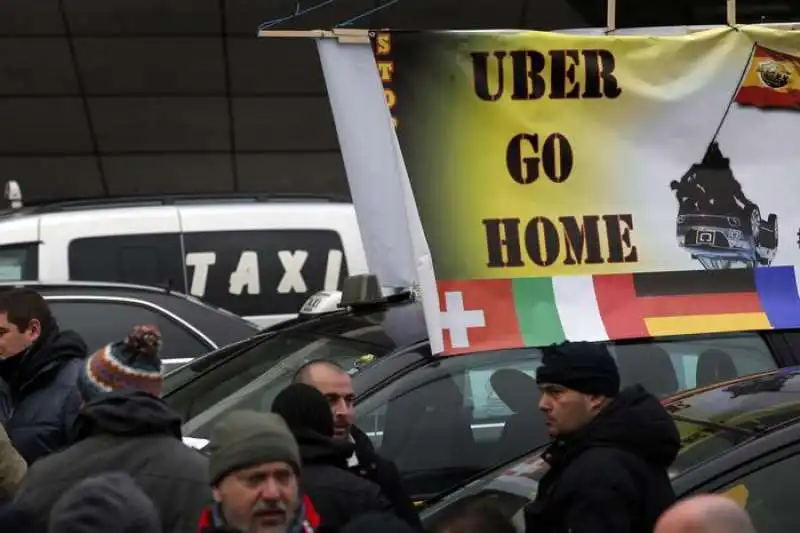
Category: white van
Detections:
[{"x1": 0, "y1": 184, "x2": 367, "y2": 327}]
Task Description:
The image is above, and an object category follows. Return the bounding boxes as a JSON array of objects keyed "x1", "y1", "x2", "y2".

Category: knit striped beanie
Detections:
[{"x1": 78, "y1": 325, "x2": 164, "y2": 401}]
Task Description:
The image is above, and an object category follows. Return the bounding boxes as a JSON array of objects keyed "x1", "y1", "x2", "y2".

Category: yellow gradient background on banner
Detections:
[{"x1": 397, "y1": 27, "x2": 754, "y2": 281}]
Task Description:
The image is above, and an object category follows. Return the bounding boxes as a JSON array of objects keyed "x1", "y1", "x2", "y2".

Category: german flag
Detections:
[
  {"x1": 734, "y1": 45, "x2": 800, "y2": 110},
  {"x1": 592, "y1": 267, "x2": 800, "y2": 338}
]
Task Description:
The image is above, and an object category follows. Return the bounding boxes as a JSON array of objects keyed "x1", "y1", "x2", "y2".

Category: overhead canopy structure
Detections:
[{"x1": 0, "y1": 0, "x2": 793, "y2": 204}]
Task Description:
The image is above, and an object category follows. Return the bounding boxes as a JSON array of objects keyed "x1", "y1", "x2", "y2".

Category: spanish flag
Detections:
[{"x1": 735, "y1": 45, "x2": 800, "y2": 110}]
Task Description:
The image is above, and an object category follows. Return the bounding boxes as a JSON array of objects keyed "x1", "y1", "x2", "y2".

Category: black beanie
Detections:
[
  {"x1": 536, "y1": 342, "x2": 620, "y2": 397},
  {"x1": 272, "y1": 383, "x2": 335, "y2": 437}
]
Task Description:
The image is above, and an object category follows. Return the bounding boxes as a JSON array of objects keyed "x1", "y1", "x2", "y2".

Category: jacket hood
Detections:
[
  {"x1": 563, "y1": 385, "x2": 680, "y2": 468},
  {"x1": 292, "y1": 427, "x2": 355, "y2": 466},
  {"x1": 73, "y1": 390, "x2": 183, "y2": 441},
  {"x1": 0, "y1": 328, "x2": 86, "y2": 393}
]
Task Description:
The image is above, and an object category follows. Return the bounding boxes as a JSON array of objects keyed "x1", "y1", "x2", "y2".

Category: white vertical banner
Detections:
[
  {"x1": 317, "y1": 38, "x2": 415, "y2": 289},
  {"x1": 391, "y1": 116, "x2": 443, "y2": 354},
  {"x1": 317, "y1": 36, "x2": 443, "y2": 353}
]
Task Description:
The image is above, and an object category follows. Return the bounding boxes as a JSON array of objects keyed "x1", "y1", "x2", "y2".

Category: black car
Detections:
[
  {"x1": 1, "y1": 281, "x2": 260, "y2": 372},
  {"x1": 421, "y1": 367, "x2": 800, "y2": 533},
  {"x1": 164, "y1": 277, "x2": 800, "y2": 502}
]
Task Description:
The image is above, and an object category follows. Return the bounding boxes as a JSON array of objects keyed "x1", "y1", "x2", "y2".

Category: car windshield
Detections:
[
  {"x1": 177, "y1": 334, "x2": 387, "y2": 440},
  {"x1": 421, "y1": 368, "x2": 800, "y2": 530}
]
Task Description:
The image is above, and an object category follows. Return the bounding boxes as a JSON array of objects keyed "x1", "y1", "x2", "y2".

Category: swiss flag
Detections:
[{"x1": 437, "y1": 279, "x2": 523, "y2": 355}]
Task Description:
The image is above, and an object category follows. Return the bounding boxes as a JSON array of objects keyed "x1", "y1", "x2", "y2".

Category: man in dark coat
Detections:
[
  {"x1": 13, "y1": 325, "x2": 209, "y2": 533},
  {"x1": 0, "y1": 288, "x2": 87, "y2": 464},
  {"x1": 293, "y1": 360, "x2": 421, "y2": 530},
  {"x1": 524, "y1": 342, "x2": 680, "y2": 533},
  {"x1": 272, "y1": 383, "x2": 393, "y2": 530}
]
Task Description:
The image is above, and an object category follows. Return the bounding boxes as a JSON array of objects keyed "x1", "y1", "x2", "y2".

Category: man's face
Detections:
[
  {"x1": 0, "y1": 313, "x2": 39, "y2": 360},
  {"x1": 213, "y1": 462, "x2": 300, "y2": 533},
  {"x1": 538, "y1": 383, "x2": 603, "y2": 438},
  {"x1": 303, "y1": 365, "x2": 355, "y2": 439}
]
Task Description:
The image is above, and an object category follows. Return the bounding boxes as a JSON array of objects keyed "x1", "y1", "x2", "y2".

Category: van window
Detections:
[
  {"x1": 68, "y1": 234, "x2": 185, "y2": 291},
  {"x1": 354, "y1": 332, "x2": 776, "y2": 499},
  {"x1": 0, "y1": 244, "x2": 37, "y2": 280},
  {"x1": 182, "y1": 230, "x2": 349, "y2": 318}
]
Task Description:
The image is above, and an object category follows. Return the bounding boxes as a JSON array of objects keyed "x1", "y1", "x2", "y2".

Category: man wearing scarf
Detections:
[{"x1": 200, "y1": 410, "x2": 318, "y2": 533}]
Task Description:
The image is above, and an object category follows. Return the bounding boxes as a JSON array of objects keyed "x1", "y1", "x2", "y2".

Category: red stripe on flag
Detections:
[
  {"x1": 593, "y1": 274, "x2": 649, "y2": 339},
  {"x1": 735, "y1": 86, "x2": 800, "y2": 109},
  {"x1": 437, "y1": 279, "x2": 523, "y2": 355},
  {"x1": 637, "y1": 292, "x2": 763, "y2": 317}
]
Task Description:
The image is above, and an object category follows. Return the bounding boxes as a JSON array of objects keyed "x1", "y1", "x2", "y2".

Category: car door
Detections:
[
  {"x1": 45, "y1": 296, "x2": 213, "y2": 372},
  {"x1": 683, "y1": 438, "x2": 800, "y2": 533}
]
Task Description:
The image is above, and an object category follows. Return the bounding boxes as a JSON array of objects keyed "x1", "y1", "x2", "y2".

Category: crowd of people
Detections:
[{"x1": 0, "y1": 287, "x2": 759, "y2": 533}]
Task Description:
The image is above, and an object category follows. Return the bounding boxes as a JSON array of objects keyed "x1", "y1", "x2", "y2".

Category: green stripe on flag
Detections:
[{"x1": 512, "y1": 277, "x2": 567, "y2": 346}]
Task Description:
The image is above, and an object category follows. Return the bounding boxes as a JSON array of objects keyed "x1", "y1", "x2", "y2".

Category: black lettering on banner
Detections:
[
  {"x1": 470, "y1": 48, "x2": 622, "y2": 101},
  {"x1": 482, "y1": 215, "x2": 638, "y2": 269},
  {"x1": 506, "y1": 133, "x2": 574, "y2": 184},
  {"x1": 467, "y1": 43, "x2": 635, "y2": 270},
  {"x1": 525, "y1": 217, "x2": 561, "y2": 267},
  {"x1": 483, "y1": 219, "x2": 524, "y2": 267}
]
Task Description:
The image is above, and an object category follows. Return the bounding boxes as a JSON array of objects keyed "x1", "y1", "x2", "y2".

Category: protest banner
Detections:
[
  {"x1": 259, "y1": 24, "x2": 800, "y2": 356},
  {"x1": 379, "y1": 26, "x2": 800, "y2": 354}
]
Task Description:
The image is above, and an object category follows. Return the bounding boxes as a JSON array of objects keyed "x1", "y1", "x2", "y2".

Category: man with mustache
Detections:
[
  {"x1": 293, "y1": 360, "x2": 421, "y2": 530},
  {"x1": 524, "y1": 342, "x2": 680, "y2": 533},
  {"x1": 201, "y1": 410, "x2": 317, "y2": 533}
]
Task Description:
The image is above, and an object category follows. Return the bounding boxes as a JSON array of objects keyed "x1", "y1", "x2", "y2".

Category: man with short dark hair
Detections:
[
  {"x1": 524, "y1": 342, "x2": 680, "y2": 533},
  {"x1": 293, "y1": 360, "x2": 421, "y2": 530},
  {"x1": 0, "y1": 288, "x2": 87, "y2": 464}
]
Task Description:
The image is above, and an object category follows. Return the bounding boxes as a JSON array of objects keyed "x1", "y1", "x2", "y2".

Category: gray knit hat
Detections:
[{"x1": 207, "y1": 410, "x2": 301, "y2": 486}]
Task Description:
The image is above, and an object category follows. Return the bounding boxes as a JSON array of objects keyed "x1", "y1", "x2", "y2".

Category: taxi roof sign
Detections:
[{"x1": 299, "y1": 291, "x2": 343, "y2": 315}]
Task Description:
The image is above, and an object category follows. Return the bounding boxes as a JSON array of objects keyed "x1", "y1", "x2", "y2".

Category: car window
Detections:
[
  {"x1": 182, "y1": 230, "x2": 350, "y2": 318},
  {"x1": 68, "y1": 234, "x2": 186, "y2": 291},
  {"x1": 711, "y1": 452, "x2": 800, "y2": 532},
  {"x1": 48, "y1": 300, "x2": 210, "y2": 371},
  {"x1": 176, "y1": 334, "x2": 387, "y2": 437},
  {"x1": 0, "y1": 244, "x2": 37, "y2": 280},
  {"x1": 356, "y1": 332, "x2": 776, "y2": 500}
]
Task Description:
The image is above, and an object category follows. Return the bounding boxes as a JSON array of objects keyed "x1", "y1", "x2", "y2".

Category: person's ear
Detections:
[
  {"x1": 24, "y1": 318, "x2": 41, "y2": 342},
  {"x1": 587, "y1": 394, "x2": 606, "y2": 412}
]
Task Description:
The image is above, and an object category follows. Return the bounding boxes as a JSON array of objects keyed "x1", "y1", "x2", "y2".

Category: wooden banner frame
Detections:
[
  {"x1": 256, "y1": 27, "x2": 370, "y2": 43},
  {"x1": 256, "y1": 0, "x2": 800, "y2": 40}
]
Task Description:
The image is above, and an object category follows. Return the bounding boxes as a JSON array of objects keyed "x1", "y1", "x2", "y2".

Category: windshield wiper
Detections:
[{"x1": 671, "y1": 414, "x2": 762, "y2": 436}]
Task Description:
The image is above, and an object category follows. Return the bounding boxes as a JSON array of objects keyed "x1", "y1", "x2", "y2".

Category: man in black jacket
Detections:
[
  {"x1": 0, "y1": 288, "x2": 87, "y2": 464},
  {"x1": 273, "y1": 382, "x2": 393, "y2": 530},
  {"x1": 293, "y1": 360, "x2": 421, "y2": 530},
  {"x1": 13, "y1": 325, "x2": 209, "y2": 533},
  {"x1": 524, "y1": 342, "x2": 680, "y2": 533}
]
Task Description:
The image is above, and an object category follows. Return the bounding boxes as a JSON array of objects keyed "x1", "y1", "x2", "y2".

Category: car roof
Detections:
[
  {"x1": 0, "y1": 192, "x2": 351, "y2": 218},
  {"x1": 262, "y1": 299, "x2": 428, "y2": 350},
  {"x1": 663, "y1": 366, "x2": 800, "y2": 424},
  {"x1": 0, "y1": 279, "x2": 249, "y2": 317}
]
